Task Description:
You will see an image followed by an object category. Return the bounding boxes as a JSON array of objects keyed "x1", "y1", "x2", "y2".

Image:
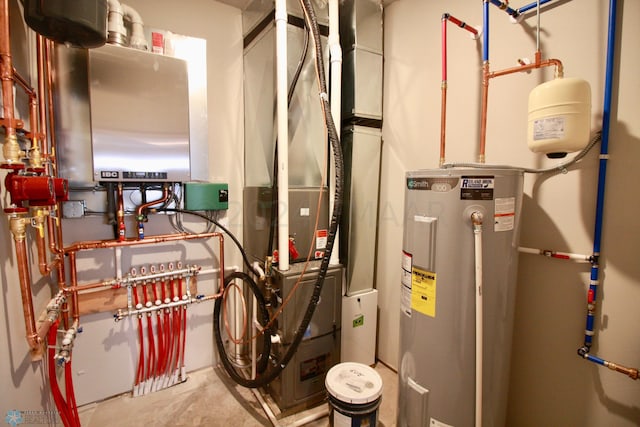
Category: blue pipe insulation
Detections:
[
  {"x1": 517, "y1": 0, "x2": 555, "y2": 14},
  {"x1": 582, "y1": 0, "x2": 617, "y2": 351},
  {"x1": 483, "y1": 0, "x2": 489, "y2": 62}
]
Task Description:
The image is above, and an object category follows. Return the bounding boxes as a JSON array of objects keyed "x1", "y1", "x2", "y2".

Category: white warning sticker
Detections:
[
  {"x1": 494, "y1": 197, "x2": 516, "y2": 232},
  {"x1": 401, "y1": 251, "x2": 413, "y2": 316}
]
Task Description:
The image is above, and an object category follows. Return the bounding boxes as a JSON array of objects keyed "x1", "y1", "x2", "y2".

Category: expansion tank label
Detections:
[
  {"x1": 494, "y1": 197, "x2": 516, "y2": 232},
  {"x1": 401, "y1": 251, "x2": 413, "y2": 317},
  {"x1": 533, "y1": 116, "x2": 566, "y2": 140},
  {"x1": 460, "y1": 176, "x2": 494, "y2": 200},
  {"x1": 411, "y1": 267, "x2": 436, "y2": 318}
]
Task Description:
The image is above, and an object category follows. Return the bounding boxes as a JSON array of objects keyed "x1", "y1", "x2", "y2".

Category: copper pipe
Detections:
[
  {"x1": 117, "y1": 183, "x2": 126, "y2": 241},
  {"x1": 1, "y1": 0, "x2": 24, "y2": 165},
  {"x1": 34, "y1": 208, "x2": 59, "y2": 275},
  {"x1": 68, "y1": 252, "x2": 80, "y2": 323},
  {"x1": 440, "y1": 82, "x2": 448, "y2": 167},
  {"x1": 12, "y1": 68, "x2": 43, "y2": 169},
  {"x1": 479, "y1": 61, "x2": 490, "y2": 164},
  {"x1": 45, "y1": 39, "x2": 58, "y2": 173},
  {"x1": 10, "y1": 215, "x2": 42, "y2": 353},
  {"x1": 135, "y1": 184, "x2": 170, "y2": 239},
  {"x1": 136, "y1": 184, "x2": 170, "y2": 219},
  {"x1": 36, "y1": 35, "x2": 48, "y2": 160},
  {"x1": 64, "y1": 232, "x2": 226, "y2": 299},
  {"x1": 479, "y1": 52, "x2": 564, "y2": 163}
]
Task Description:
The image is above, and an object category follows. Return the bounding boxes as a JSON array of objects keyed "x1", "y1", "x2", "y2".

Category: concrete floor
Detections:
[{"x1": 78, "y1": 362, "x2": 398, "y2": 426}]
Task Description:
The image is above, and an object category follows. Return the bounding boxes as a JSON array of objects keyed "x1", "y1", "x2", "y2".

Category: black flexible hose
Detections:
[
  {"x1": 213, "y1": 271, "x2": 271, "y2": 378},
  {"x1": 154, "y1": 208, "x2": 260, "y2": 278}
]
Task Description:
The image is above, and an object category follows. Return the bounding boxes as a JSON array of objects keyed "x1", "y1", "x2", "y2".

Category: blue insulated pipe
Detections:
[
  {"x1": 483, "y1": 0, "x2": 489, "y2": 62},
  {"x1": 581, "y1": 0, "x2": 616, "y2": 352}
]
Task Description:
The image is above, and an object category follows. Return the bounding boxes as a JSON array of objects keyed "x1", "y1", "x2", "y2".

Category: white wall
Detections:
[
  {"x1": 380, "y1": 0, "x2": 640, "y2": 426},
  {"x1": 0, "y1": 0, "x2": 244, "y2": 416}
]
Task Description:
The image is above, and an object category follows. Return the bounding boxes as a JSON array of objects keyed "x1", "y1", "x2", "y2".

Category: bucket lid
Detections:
[{"x1": 325, "y1": 362, "x2": 383, "y2": 404}]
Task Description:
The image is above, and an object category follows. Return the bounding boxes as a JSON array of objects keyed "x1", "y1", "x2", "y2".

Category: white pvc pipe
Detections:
[
  {"x1": 518, "y1": 246, "x2": 591, "y2": 262},
  {"x1": 121, "y1": 4, "x2": 148, "y2": 50},
  {"x1": 328, "y1": 0, "x2": 342, "y2": 266},
  {"x1": 276, "y1": 0, "x2": 290, "y2": 271},
  {"x1": 471, "y1": 212, "x2": 484, "y2": 427},
  {"x1": 106, "y1": 0, "x2": 126, "y2": 45}
]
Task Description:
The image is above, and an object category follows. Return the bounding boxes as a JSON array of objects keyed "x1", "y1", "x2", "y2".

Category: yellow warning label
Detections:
[{"x1": 411, "y1": 267, "x2": 436, "y2": 317}]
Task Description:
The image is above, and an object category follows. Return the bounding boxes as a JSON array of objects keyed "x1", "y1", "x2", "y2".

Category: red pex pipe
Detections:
[
  {"x1": 152, "y1": 279, "x2": 165, "y2": 386},
  {"x1": 141, "y1": 281, "x2": 155, "y2": 389},
  {"x1": 133, "y1": 285, "x2": 145, "y2": 389},
  {"x1": 48, "y1": 321, "x2": 72, "y2": 427},
  {"x1": 64, "y1": 361, "x2": 80, "y2": 427}
]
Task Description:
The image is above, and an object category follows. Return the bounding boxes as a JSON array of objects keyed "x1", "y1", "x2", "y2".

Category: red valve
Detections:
[
  {"x1": 587, "y1": 289, "x2": 595, "y2": 304},
  {"x1": 289, "y1": 238, "x2": 300, "y2": 261}
]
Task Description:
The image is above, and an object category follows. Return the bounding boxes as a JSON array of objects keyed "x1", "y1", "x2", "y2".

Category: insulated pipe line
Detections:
[
  {"x1": 471, "y1": 211, "x2": 484, "y2": 427},
  {"x1": 576, "y1": 0, "x2": 638, "y2": 381},
  {"x1": 213, "y1": 0, "x2": 343, "y2": 389},
  {"x1": 440, "y1": 13, "x2": 480, "y2": 167}
]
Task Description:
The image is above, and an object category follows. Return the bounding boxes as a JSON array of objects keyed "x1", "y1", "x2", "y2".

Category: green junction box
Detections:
[{"x1": 184, "y1": 182, "x2": 229, "y2": 211}]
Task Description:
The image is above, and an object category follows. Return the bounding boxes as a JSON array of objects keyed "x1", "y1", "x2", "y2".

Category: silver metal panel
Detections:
[
  {"x1": 339, "y1": 0, "x2": 383, "y2": 53},
  {"x1": 88, "y1": 44, "x2": 190, "y2": 182},
  {"x1": 243, "y1": 23, "x2": 329, "y2": 187},
  {"x1": 243, "y1": 186, "x2": 329, "y2": 263},
  {"x1": 266, "y1": 263, "x2": 342, "y2": 412},
  {"x1": 398, "y1": 168, "x2": 523, "y2": 427},
  {"x1": 340, "y1": 126, "x2": 382, "y2": 295},
  {"x1": 342, "y1": 47, "x2": 383, "y2": 120},
  {"x1": 54, "y1": 46, "x2": 93, "y2": 186}
]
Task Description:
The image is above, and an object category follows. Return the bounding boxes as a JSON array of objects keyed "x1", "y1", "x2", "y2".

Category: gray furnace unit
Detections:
[{"x1": 398, "y1": 168, "x2": 523, "y2": 427}]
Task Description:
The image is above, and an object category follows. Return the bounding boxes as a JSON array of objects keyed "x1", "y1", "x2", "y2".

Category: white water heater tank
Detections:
[{"x1": 527, "y1": 77, "x2": 591, "y2": 158}]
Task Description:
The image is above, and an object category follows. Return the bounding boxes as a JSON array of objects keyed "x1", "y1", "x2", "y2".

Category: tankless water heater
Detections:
[
  {"x1": 88, "y1": 43, "x2": 191, "y2": 183},
  {"x1": 398, "y1": 168, "x2": 523, "y2": 427}
]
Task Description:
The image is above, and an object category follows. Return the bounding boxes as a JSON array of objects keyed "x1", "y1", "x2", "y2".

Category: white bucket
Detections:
[
  {"x1": 325, "y1": 362, "x2": 383, "y2": 427},
  {"x1": 527, "y1": 77, "x2": 591, "y2": 158}
]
